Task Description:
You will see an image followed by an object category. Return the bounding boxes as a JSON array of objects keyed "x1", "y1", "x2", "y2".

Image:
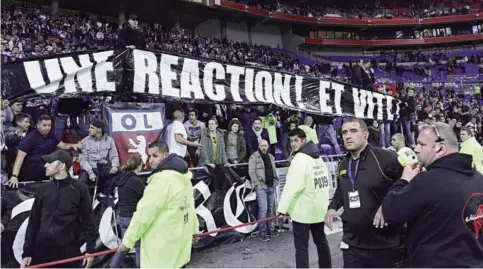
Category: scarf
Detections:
[{"x1": 253, "y1": 127, "x2": 263, "y2": 141}]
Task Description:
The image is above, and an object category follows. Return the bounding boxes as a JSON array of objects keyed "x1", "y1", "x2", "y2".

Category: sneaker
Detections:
[
  {"x1": 260, "y1": 233, "x2": 271, "y2": 242},
  {"x1": 268, "y1": 230, "x2": 280, "y2": 238}
]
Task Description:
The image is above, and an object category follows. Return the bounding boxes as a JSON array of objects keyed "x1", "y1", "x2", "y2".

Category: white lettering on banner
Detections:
[
  {"x1": 273, "y1": 73, "x2": 294, "y2": 108},
  {"x1": 223, "y1": 182, "x2": 258, "y2": 234},
  {"x1": 295, "y1": 75, "x2": 305, "y2": 109},
  {"x1": 319, "y1": 81, "x2": 332, "y2": 114},
  {"x1": 44, "y1": 58, "x2": 62, "y2": 92},
  {"x1": 18, "y1": 49, "x2": 400, "y2": 121},
  {"x1": 226, "y1": 65, "x2": 244, "y2": 102},
  {"x1": 254, "y1": 71, "x2": 274, "y2": 103},
  {"x1": 373, "y1": 92, "x2": 385, "y2": 121},
  {"x1": 353, "y1": 88, "x2": 367, "y2": 118},
  {"x1": 203, "y1": 62, "x2": 226, "y2": 101},
  {"x1": 332, "y1": 82, "x2": 344, "y2": 115},
  {"x1": 352, "y1": 88, "x2": 386, "y2": 120},
  {"x1": 366, "y1": 91, "x2": 375, "y2": 120},
  {"x1": 133, "y1": 50, "x2": 159, "y2": 94},
  {"x1": 181, "y1": 58, "x2": 204, "y2": 99},
  {"x1": 23, "y1": 61, "x2": 48, "y2": 93},
  {"x1": 193, "y1": 180, "x2": 218, "y2": 237},
  {"x1": 93, "y1": 51, "x2": 115, "y2": 92},
  {"x1": 386, "y1": 95, "x2": 396, "y2": 121},
  {"x1": 244, "y1": 68, "x2": 257, "y2": 102},
  {"x1": 23, "y1": 50, "x2": 115, "y2": 94},
  {"x1": 160, "y1": 54, "x2": 180, "y2": 97},
  {"x1": 111, "y1": 111, "x2": 163, "y2": 133},
  {"x1": 61, "y1": 55, "x2": 94, "y2": 94}
]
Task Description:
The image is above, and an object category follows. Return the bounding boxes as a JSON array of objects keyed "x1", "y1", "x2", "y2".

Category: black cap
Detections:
[
  {"x1": 129, "y1": 14, "x2": 139, "y2": 20},
  {"x1": 41, "y1": 150, "x2": 73, "y2": 170},
  {"x1": 91, "y1": 119, "x2": 105, "y2": 130}
]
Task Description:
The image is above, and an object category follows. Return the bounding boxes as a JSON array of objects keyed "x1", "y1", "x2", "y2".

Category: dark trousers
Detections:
[
  {"x1": 31, "y1": 244, "x2": 81, "y2": 268},
  {"x1": 79, "y1": 163, "x2": 115, "y2": 195},
  {"x1": 342, "y1": 245, "x2": 402, "y2": 268},
  {"x1": 292, "y1": 221, "x2": 332, "y2": 268}
]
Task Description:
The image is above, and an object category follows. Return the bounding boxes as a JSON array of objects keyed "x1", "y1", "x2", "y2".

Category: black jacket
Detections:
[
  {"x1": 117, "y1": 25, "x2": 146, "y2": 49},
  {"x1": 328, "y1": 144, "x2": 403, "y2": 249},
  {"x1": 115, "y1": 171, "x2": 146, "y2": 218},
  {"x1": 382, "y1": 153, "x2": 483, "y2": 267},
  {"x1": 1, "y1": 184, "x2": 12, "y2": 228},
  {"x1": 23, "y1": 176, "x2": 97, "y2": 257}
]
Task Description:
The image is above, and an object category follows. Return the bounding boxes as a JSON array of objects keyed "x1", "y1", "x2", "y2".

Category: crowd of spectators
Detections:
[
  {"x1": 228, "y1": 0, "x2": 477, "y2": 19},
  {"x1": 2, "y1": 2, "x2": 483, "y2": 176},
  {"x1": 0, "y1": 2, "x2": 334, "y2": 80}
]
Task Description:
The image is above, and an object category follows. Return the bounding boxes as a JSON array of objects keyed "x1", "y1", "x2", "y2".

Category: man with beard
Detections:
[
  {"x1": 381, "y1": 123, "x2": 483, "y2": 267},
  {"x1": 277, "y1": 128, "x2": 331, "y2": 268},
  {"x1": 246, "y1": 117, "x2": 270, "y2": 156},
  {"x1": 248, "y1": 139, "x2": 279, "y2": 242},
  {"x1": 8, "y1": 115, "x2": 82, "y2": 187},
  {"x1": 117, "y1": 141, "x2": 198, "y2": 268},
  {"x1": 325, "y1": 118, "x2": 404, "y2": 268},
  {"x1": 21, "y1": 150, "x2": 96, "y2": 268}
]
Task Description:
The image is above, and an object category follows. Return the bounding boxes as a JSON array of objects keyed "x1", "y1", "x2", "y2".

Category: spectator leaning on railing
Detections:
[{"x1": 8, "y1": 114, "x2": 82, "y2": 188}]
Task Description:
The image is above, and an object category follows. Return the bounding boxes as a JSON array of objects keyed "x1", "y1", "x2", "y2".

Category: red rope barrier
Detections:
[{"x1": 26, "y1": 215, "x2": 283, "y2": 268}]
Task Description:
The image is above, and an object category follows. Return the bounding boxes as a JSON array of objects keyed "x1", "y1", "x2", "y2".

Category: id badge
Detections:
[{"x1": 348, "y1": 190, "x2": 361, "y2": 208}]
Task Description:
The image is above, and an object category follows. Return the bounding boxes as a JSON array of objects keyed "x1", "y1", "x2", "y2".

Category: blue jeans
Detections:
[
  {"x1": 400, "y1": 119, "x2": 414, "y2": 146},
  {"x1": 318, "y1": 125, "x2": 342, "y2": 154},
  {"x1": 379, "y1": 122, "x2": 391, "y2": 148},
  {"x1": 256, "y1": 187, "x2": 275, "y2": 233},
  {"x1": 110, "y1": 216, "x2": 140, "y2": 268}
]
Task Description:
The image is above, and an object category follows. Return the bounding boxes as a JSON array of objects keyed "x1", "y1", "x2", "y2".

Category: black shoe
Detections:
[
  {"x1": 268, "y1": 230, "x2": 280, "y2": 238},
  {"x1": 260, "y1": 233, "x2": 271, "y2": 242}
]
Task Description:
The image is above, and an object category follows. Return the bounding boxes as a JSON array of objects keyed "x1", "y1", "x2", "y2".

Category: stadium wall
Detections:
[{"x1": 195, "y1": 19, "x2": 294, "y2": 48}]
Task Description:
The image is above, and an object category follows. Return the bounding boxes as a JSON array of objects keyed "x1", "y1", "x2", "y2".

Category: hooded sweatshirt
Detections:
[
  {"x1": 115, "y1": 171, "x2": 146, "y2": 217},
  {"x1": 278, "y1": 141, "x2": 330, "y2": 224},
  {"x1": 382, "y1": 153, "x2": 483, "y2": 268},
  {"x1": 122, "y1": 154, "x2": 198, "y2": 268},
  {"x1": 460, "y1": 136, "x2": 483, "y2": 174}
]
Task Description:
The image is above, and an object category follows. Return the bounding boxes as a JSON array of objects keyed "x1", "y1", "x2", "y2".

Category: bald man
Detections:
[
  {"x1": 164, "y1": 110, "x2": 202, "y2": 157},
  {"x1": 248, "y1": 139, "x2": 279, "y2": 242},
  {"x1": 391, "y1": 133, "x2": 418, "y2": 167}
]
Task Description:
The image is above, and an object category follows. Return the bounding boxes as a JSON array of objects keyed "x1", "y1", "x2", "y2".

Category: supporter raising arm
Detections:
[{"x1": 8, "y1": 115, "x2": 81, "y2": 188}]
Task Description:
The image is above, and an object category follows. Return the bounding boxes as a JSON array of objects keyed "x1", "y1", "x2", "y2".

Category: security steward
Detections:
[
  {"x1": 381, "y1": 123, "x2": 483, "y2": 267},
  {"x1": 21, "y1": 150, "x2": 97, "y2": 268},
  {"x1": 277, "y1": 128, "x2": 331, "y2": 268},
  {"x1": 325, "y1": 118, "x2": 404, "y2": 267}
]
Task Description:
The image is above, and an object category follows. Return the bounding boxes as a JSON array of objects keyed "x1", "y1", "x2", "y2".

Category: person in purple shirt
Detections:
[{"x1": 7, "y1": 114, "x2": 82, "y2": 188}]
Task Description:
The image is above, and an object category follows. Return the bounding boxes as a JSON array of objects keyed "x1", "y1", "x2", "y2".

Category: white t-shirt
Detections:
[{"x1": 166, "y1": 120, "x2": 187, "y2": 157}]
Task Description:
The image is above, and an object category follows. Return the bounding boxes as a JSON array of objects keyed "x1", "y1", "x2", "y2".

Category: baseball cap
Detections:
[
  {"x1": 129, "y1": 14, "x2": 139, "y2": 20},
  {"x1": 41, "y1": 150, "x2": 73, "y2": 170}
]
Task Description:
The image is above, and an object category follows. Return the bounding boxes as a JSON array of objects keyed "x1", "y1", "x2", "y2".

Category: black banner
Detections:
[
  {"x1": 0, "y1": 166, "x2": 258, "y2": 268},
  {"x1": 1, "y1": 49, "x2": 400, "y2": 121}
]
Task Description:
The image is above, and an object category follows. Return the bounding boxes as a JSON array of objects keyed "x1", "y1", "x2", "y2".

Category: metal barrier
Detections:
[{"x1": 12, "y1": 154, "x2": 346, "y2": 185}]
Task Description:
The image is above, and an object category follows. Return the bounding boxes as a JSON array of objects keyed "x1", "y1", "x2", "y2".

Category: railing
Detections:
[{"x1": 12, "y1": 154, "x2": 346, "y2": 185}]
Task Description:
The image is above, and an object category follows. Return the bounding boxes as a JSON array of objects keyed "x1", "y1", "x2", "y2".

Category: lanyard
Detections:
[{"x1": 348, "y1": 158, "x2": 360, "y2": 189}]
